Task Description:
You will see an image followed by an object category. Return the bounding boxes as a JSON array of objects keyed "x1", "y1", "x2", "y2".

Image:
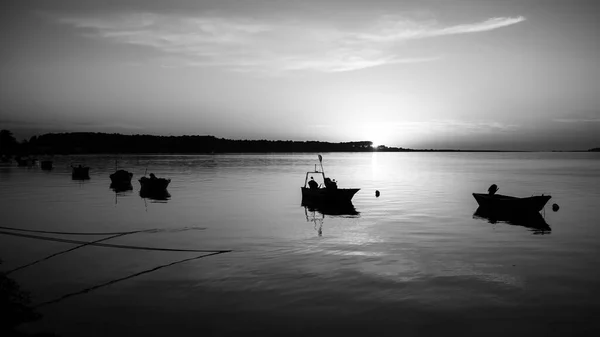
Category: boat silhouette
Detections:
[
  {"x1": 301, "y1": 155, "x2": 359, "y2": 205},
  {"x1": 110, "y1": 169, "x2": 133, "y2": 185},
  {"x1": 71, "y1": 164, "x2": 90, "y2": 180},
  {"x1": 473, "y1": 184, "x2": 551, "y2": 213}
]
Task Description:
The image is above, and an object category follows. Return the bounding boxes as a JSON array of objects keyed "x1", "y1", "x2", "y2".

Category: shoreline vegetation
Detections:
[{"x1": 1, "y1": 130, "x2": 599, "y2": 155}]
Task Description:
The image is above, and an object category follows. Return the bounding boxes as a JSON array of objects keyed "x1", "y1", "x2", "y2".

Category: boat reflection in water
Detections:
[
  {"x1": 473, "y1": 207, "x2": 551, "y2": 235},
  {"x1": 303, "y1": 199, "x2": 359, "y2": 236},
  {"x1": 139, "y1": 188, "x2": 171, "y2": 202},
  {"x1": 110, "y1": 182, "x2": 133, "y2": 193}
]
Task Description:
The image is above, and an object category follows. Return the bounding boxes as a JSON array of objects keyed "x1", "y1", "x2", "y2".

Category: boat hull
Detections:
[
  {"x1": 110, "y1": 170, "x2": 133, "y2": 185},
  {"x1": 139, "y1": 176, "x2": 171, "y2": 192},
  {"x1": 301, "y1": 187, "x2": 359, "y2": 205},
  {"x1": 472, "y1": 193, "x2": 551, "y2": 213}
]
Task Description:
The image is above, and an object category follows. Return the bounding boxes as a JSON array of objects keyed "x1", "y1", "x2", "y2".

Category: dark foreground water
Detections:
[{"x1": 1, "y1": 152, "x2": 600, "y2": 336}]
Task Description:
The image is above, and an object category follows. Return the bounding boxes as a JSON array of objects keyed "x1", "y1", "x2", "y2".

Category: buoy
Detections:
[
  {"x1": 375, "y1": 190, "x2": 380, "y2": 197},
  {"x1": 552, "y1": 203, "x2": 559, "y2": 212}
]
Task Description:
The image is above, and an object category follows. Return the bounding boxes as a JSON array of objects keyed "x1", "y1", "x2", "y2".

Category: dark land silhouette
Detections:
[
  {"x1": 2, "y1": 130, "x2": 599, "y2": 155},
  {"x1": 3, "y1": 131, "x2": 375, "y2": 155}
]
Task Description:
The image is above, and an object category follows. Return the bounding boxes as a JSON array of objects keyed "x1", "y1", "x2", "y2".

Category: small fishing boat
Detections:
[
  {"x1": 139, "y1": 173, "x2": 171, "y2": 192},
  {"x1": 71, "y1": 164, "x2": 90, "y2": 179},
  {"x1": 110, "y1": 169, "x2": 133, "y2": 185},
  {"x1": 472, "y1": 184, "x2": 551, "y2": 213},
  {"x1": 301, "y1": 155, "x2": 359, "y2": 205}
]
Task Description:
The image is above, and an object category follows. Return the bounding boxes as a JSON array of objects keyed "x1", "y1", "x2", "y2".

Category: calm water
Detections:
[{"x1": 1, "y1": 152, "x2": 600, "y2": 336}]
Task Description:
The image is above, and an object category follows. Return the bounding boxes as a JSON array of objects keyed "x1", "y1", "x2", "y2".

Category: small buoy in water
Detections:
[
  {"x1": 552, "y1": 203, "x2": 559, "y2": 212},
  {"x1": 375, "y1": 190, "x2": 380, "y2": 197}
]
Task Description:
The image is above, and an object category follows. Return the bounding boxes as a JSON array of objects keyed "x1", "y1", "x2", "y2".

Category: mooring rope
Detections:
[
  {"x1": 0, "y1": 225, "x2": 205, "y2": 236},
  {"x1": 0, "y1": 230, "x2": 231, "y2": 253},
  {"x1": 34, "y1": 251, "x2": 230, "y2": 308},
  {"x1": 5, "y1": 232, "x2": 133, "y2": 275}
]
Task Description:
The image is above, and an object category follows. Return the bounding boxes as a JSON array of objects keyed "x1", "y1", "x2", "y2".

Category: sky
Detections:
[{"x1": 1, "y1": 0, "x2": 599, "y2": 150}]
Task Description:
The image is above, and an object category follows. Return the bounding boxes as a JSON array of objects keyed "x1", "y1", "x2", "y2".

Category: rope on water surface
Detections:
[
  {"x1": 0, "y1": 230, "x2": 232, "y2": 253},
  {"x1": 5, "y1": 232, "x2": 133, "y2": 275},
  {"x1": 0, "y1": 225, "x2": 206, "y2": 236},
  {"x1": 34, "y1": 251, "x2": 231, "y2": 308}
]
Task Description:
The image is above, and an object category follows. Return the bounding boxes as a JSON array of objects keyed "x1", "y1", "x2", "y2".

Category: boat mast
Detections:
[{"x1": 318, "y1": 155, "x2": 325, "y2": 176}]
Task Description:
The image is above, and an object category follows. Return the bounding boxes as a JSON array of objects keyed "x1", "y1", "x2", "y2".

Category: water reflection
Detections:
[
  {"x1": 301, "y1": 200, "x2": 359, "y2": 217},
  {"x1": 473, "y1": 207, "x2": 551, "y2": 235},
  {"x1": 303, "y1": 201, "x2": 360, "y2": 236},
  {"x1": 110, "y1": 182, "x2": 133, "y2": 193},
  {"x1": 139, "y1": 188, "x2": 171, "y2": 202}
]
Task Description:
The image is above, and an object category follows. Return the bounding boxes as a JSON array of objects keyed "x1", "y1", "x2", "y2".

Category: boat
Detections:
[
  {"x1": 71, "y1": 164, "x2": 90, "y2": 179},
  {"x1": 472, "y1": 184, "x2": 551, "y2": 213},
  {"x1": 139, "y1": 173, "x2": 171, "y2": 192},
  {"x1": 41, "y1": 160, "x2": 53, "y2": 170},
  {"x1": 301, "y1": 155, "x2": 359, "y2": 205},
  {"x1": 110, "y1": 169, "x2": 133, "y2": 185}
]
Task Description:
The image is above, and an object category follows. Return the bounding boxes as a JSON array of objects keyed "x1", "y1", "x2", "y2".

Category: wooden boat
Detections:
[
  {"x1": 301, "y1": 155, "x2": 359, "y2": 205},
  {"x1": 71, "y1": 165, "x2": 90, "y2": 179},
  {"x1": 110, "y1": 169, "x2": 133, "y2": 185},
  {"x1": 139, "y1": 174, "x2": 171, "y2": 192},
  {"x1": 472, "y1": 193, "x2": 551, "y2": 213}
]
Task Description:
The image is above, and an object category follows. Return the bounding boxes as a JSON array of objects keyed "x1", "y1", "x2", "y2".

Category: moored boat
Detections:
[
  {"x1": 71, "y1": 164, "x2": 90, "y2": 179},
  {"x1": 139, "y1": 173, "x2": 171, "y2": 192},
  {"x1": 110, "y1": 169, "x2": 133, "y2": 185},
  {"x1": 301, "y1": 155, "x2": 359, "y2": 205},
  {"x1": 472, "y1": 184, "x2": 551, "y2": 213}
]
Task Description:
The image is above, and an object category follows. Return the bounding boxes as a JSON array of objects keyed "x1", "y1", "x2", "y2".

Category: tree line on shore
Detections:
[
  {"x1": 1, "y1": 130, "x2": 383, "y2": 155},
  {"x1": 4, "y1": 130, "x2": 598, "y2": 155}
]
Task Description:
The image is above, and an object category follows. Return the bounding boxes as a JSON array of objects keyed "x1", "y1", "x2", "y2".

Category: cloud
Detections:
[
  {"x1": 56, "y1": 12, "x2": 525, "y2": 73},
  {"x1": 553, "y1": 117, "x2": 600, "y2": 123},
  {"x1": 354, "y1": 16, "x2": 525, "y2": 42},
  {"x1": 394, "y1": 120, "x2": 520, "y2": 134}
]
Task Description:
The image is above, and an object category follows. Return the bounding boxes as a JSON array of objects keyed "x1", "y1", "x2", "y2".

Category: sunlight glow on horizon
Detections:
[{"x1": 1, "y1": 0, "x2": 599, "y2": 151}]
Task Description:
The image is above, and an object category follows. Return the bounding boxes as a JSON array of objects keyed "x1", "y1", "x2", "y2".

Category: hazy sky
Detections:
[{"x1": 1, "y1": 0, "x2": 599, "y2": 150}]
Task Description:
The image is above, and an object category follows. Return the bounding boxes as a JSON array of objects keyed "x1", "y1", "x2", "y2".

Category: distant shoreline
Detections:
[{"x1": 1, "y1": 131, "x2": 599, "y2": 155}]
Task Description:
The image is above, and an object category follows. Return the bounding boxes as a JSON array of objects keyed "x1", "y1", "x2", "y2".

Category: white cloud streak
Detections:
[
  {"x1": 57, "y1": 13, "x2": 525, "y2": 73},
  {"x1": 553, "y1": 118, "x2": 600, "y2": 123}
]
